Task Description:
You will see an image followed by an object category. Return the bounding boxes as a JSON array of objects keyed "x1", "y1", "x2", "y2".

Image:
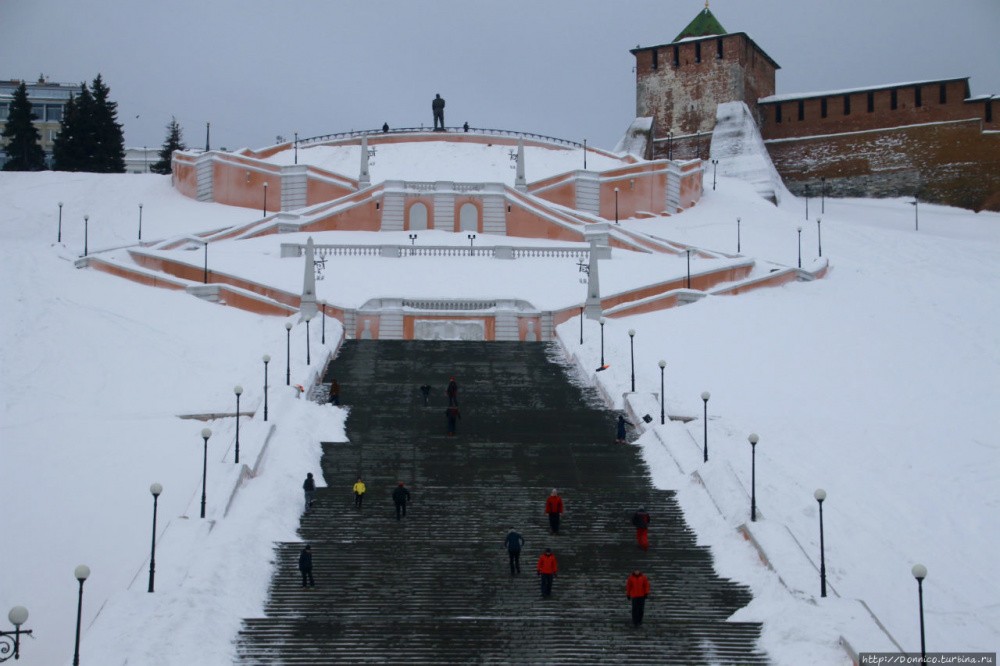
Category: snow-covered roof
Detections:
[{"x1": 759, "y1": 77, "x2": 971, "y2": 104}]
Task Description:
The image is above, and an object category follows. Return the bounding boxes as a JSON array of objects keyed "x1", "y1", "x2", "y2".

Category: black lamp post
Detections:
[
  {"x1": 912, "y1": 564, "x2": 927, "y2": 662},
  {"x1": 262, "y1": 182, "x2": 268, "y2": 218},
  {"x1": 147, "y1": 482, "x2": 162, "y2": 593},
  {"x1": 72, "y1": 565, "x2": 90, "y2": 666},
  {"x1": 701, "y1": 391, "x2": 710, "y2": 462},
  {"x1": 138, "y1": 203, "x2": 144, "y2": 242},
  {"x1": 711, "y1": 159, "x2": 719, "y2": 190},
  {"x1": 804, "y1": 184, "x2": 810, "y2": 220},
  {"x1": 911, "y1": 197, "x2": 919, "y2": 231},
  {"x1": 320, "y1": 302, "x2": 326, "y2": 344},
  {"x1": 285, "y1": 322, "x2": 293, "y2": 385},
  {"x1": 658, "y1": 360, "x2": 666, "y2": 424},
  {"x1": 737, "y1": 216, "x2": 741, "y2": 253},
  {"x1": 583, "y1": 138, "x2": 587, "y2": 169},
  {"x1": 628, "y1": 329, "x2": 636, "y2": 392},
  {"x1": 409, "y1": 233, "x2": 417, "y2": 245},
  {"x1": 579, "y1": 306, "x2": 584, "y2": 345},
  {"x1": 83, "y1": 215, "x2": 89, "y2": 256},
  {"x1": 614, "y1": 187, "x2": 619, "y2": 224},
  {"x1": 262, "y1": 355, "x2": 270, "y2": 421},
  {"x1": 467, "y1": 233, "x2": 476, "y2": 255},
  {"x1": 748, "y1": 433, "x2": 759, "y2": 521},
  {"x1": 0, "y1": 606, "x2": 32, "y2": 662},
  {"x1": 686, "y1": 248, "x2": 692, "y2": 288},
  {"x1": 294, "y1": 131, "x2": 298, "y2": 165},
  {"x1": 202, "y1": 241, "x2": 209, "y2": 284},
  {"x1": 599, "y1": 317, "x2": 606, "y2": 367},
  {"x1": 817, "y1": 218, "x2": 823, "y2": 258},
  {"x1": 234, "y1": 385, "x2": 243, "y2": 464},
  {"x1": 814, "y1": 488, "x2": 827, "y2": 597},
  {"x1": 200, "y1": 427, "x2": 211, "y2": 518},
  {"x1": 305, "y1": 315, "x2": 313, "y2": 365},
  {"x1": 797, "y1": 227, "x2": 803, "y2": 268},
  {"x1": 821, "y1": 177, "x2": 826, "y2": 214},
  {"x1": 58, "y1": 201, "x2": 63, "y2": 242}
]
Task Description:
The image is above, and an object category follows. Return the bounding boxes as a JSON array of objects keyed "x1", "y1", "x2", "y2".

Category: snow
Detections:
[
  {"x1": 758, "y1": 77, "x2": 970, "y2": 104},
  {"x1": 2, "y1": 163, "x2": 999, "y2": 665}
]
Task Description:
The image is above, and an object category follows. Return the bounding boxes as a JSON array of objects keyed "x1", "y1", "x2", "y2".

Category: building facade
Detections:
[{"x1": 0, "y1": 77, "x2": 77, "y2": 167}]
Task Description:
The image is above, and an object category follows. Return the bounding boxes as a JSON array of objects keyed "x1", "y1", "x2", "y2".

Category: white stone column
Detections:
[
  {"x1": 584, "y1": 223, "x2": 610, "y2": 320},
  {"x1": 515, "y1": 138, "x2": 527, "y2": 192},
  {"x1": 359, "y1": 135, "x2": 371, "y2": 190},
  {"x1": 300, "y1": 236, "x2": 318, "y2": 318}
]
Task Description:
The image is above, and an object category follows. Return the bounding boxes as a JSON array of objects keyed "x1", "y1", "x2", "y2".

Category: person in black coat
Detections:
[
  {"x1": 504, "y1": 528, "x2": 525, "y2": 575},
  {"x1": 302, "y1": 472, "x2": 316, "y2": 511},
  {"x1": 392, "y1": 482, "x2": 411, "y2": 520},
  {"x1": 299, "y1": 544, "x2": 315, "y2": 588}
]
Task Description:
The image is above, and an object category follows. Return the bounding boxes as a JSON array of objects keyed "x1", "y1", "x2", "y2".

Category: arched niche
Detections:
[
  {"x1": 408, "y1": 202, "x2": 428, "y2": 230},
  {"x1": 459, "y1": 202, "x2": 479, "y2": 233}
]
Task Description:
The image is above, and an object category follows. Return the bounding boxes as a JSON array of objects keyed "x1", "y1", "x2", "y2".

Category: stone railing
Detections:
[
  {"x1": 280, "y1": 243, "x2": 591, "y2": 260},
  {"x1": 401, "y1": 299, "x2": 498, "y2": 311}
]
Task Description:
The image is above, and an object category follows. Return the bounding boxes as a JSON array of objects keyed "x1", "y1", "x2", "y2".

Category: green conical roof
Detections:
[{"x1": 673, "y1": 5, "x2": 727, "y2": 41}]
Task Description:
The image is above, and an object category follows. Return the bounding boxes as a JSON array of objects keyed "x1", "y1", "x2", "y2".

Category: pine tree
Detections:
[
  {"x1": 89, "y1": 74, "x2": 125, "y2": 173},
  {"x1": 1, "y1": 81, "x2": 47, "y2": 171},
  {"x1": 52, "y1": 83, "x2": 95, "y2": 172},
  {"x1": 150, "y1": 117, "x2": 186, "y2": 174}
]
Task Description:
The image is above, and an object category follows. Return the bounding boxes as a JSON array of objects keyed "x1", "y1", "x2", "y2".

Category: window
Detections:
[
  {"x1": 652, "y1": 49, "x2": 658, "y2": 70},
  {"x1": 798, "y1": 100, "x2": 804, "y2": 121},
  {"x1": 867, "y1": 92, "x2": 875, "y2": 113},
  {"x1": 775, "y1": 104, "x2": 782, "y2": 123},
  {"x1": 695, "y1": 42, "x2": 701, "y2": 63},
  {"x1": 843, "y1": 95, "x2": 851, "y2": 115},
  {"x1": 891, "y1": 89, "x2": 898, "y2": 110},
  {"x1": 46, "y1": 104, "x2": 63, "y2": 122},
  {"x1": 821, "y1": 98, "x2": 828, "y2": 118},
  {"x1": 914, "y1": 86, "x2": 922, "y2": 107},
  {"x1": 673, "y1": 46, "x2": 680, "y2": 67},
  {"x1": 716, "y1": 38, "x2": 723, "y2": 59},
  {"x1": 939, "y1": 84, "x2": 947, "y2": 104},
  {"x1": 0, "y1": 103, "x2": 9, "y2": 120}
]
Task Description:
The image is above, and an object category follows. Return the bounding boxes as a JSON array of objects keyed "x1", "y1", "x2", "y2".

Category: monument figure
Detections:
[{"x1": 432, "y1": 94, "x2": 445, "y2": 131}]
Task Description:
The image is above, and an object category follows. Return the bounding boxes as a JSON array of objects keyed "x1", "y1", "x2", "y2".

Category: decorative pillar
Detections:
[
  {"x1": 514, "y1": 138, "x2": 527, "y2": 192},
  {"x1": 300, "y1": 236, "x2": 318, "y2": 318}
]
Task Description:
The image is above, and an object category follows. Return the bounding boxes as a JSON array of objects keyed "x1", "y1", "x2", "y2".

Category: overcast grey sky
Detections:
[{"x1": 2, "y1": 0, "x2": 998, "y2": 152}]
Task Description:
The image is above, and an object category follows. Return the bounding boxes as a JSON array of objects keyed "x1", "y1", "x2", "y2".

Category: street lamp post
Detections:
[
  {"x1": 58, "y1": 201, "x2": 63, "y2": 242},
  {"x1": 234, "y1": 385, "x2": 243, "y2": 464},
  {"x1": 83, "y1": 215, "x2": 89, "y2": 256},
  {"x1": 262, "y1": 182, "x2": 269, "y2": 218},
  {"x1": 913, "y1": 564, "x2": 927, "y2": 662},
  {"x1": 737, "y1": 217, "x2": 741, "y2": 253},
  {"x1": 817, "y1": 218, "x2": 823, "y2": 258},
  {"x1": 628, "y1": 329, "x2": 636, "y2": 392},
  {"x1": 911, "y1": 197, "x2": 919, "y2": 231},
  {"x1": 285, "y1": 322, "x2": 293, "y2": 385},
  {"x1": 815, "y1": 488, "x2": 827, "y2": 598},
  {"x1": 658, "y1": 361, "x2": 666, "y2": 424},
  {"x1": 147, "y1": 483, "x2": 162, "y2": 593},
  {"x1": 748, "y1": 433, "x2": 759, "y2": 521},
  {"x1": 467, "y1": 233, "x2": 476, "y2": 255},
  {"x1": 614, "y1": 187, "x2": 619, "y2": 224},
  {"x1": 320, "y1": 302, "x2": 326, "y2": 344},
  {"x1": 202, "y1": 241, "x2": 209, "y2": 284},
  {"x1": 72, "y1": 565, "x2": 90, "y2": 666},
  {"x1": 138, "y1": 203, "x2": 144, "y2": 242},
  {"x1": 579, "y1": 306, "x2": 584, "y2": 345},
  {"x1": 797, "y1": 227, "x2": 803, "y2": 268},
  {"x1": 599, "y1": 317, "x2": 606, "y2": 367},
  {"x1": 305, "y1": 316, "x2": 312, "y2": 366},
  {"x1": 686, "y1": 248, "x2": 692, "y2": 288},
  {"x1": 0, "y1": 606, "x2": 32, "y2": 662},
  {"x1": 711, "y1": 159, "x2": 719, "y2": 190},
  {"x1": 200, "y1": 428, "x2": 211, "y2": 518},
  {"x1": 294, "y1": 131, "x2": 298, "y2": 165},
  {"x1": 701, "y1": 391, "x2": 710, "y2": 462},
  {"x1": 262, "y1": 355, "x2": 270, "y2": 421},
  {"x1": 821, "y1": 177, "x2": 826, "y2": 214},
  {"x1": 804, "y1": 184, "x2": 810, "y2": 220}
]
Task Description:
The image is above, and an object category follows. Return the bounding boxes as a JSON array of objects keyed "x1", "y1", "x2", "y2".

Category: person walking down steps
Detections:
[
  {"x1": 392, "y1": 481, "x2": 411, "y2": 520},
  {"x1": 328, "y1": 379, "x2": 340, "y2": 406},
  {"x1": 615, "y1": 414, "x2": 633, "y2": 444},
  {"x1": 445, "y1": 405, "x2": 461, "y2": 436},
  {"x1": 632, "y1": 506, "x2": 651, "y2": 551},
  {"x1": 545, "y1": 489, "x2": 564, "y2": 534},
  {"x1": 446, "y1": 377, "x2": 459, "y2": 406},
  {"x1": 536, "y1": 548, "x2": 558, "y2": 598},
  {"x1": 626, "y1": 569, "x2": 650, "y2": 627},
  {"x1": 302, "y1": 473, "x2": 316, "y2": 511},
  {"x1": 353, "y1": 476, "x2": 366, "y2": 509},
  {"x1": 299, "y1": 545, "x2": 316, "y2": 588},
  {"x1": 504, "y1": 528, "x2": 525, "y2": 575}
]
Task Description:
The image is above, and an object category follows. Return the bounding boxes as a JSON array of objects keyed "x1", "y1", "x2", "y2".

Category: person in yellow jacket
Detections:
[{"x1": 353, "y1": 477, "x2": 367, "y2": 509}]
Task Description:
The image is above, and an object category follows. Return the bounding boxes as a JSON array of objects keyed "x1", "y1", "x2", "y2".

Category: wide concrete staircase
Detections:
[{"x1": 235, "y1": 341, "x2": 768, "y2": 664}]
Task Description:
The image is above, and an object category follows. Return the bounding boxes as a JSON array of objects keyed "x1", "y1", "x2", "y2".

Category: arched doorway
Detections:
[
  {"x1": 459, "y1": 202, "x2": 479, "y2": 233},
  {"x1": 408, "y1": 202, "x2": 428, "y2": 230}
]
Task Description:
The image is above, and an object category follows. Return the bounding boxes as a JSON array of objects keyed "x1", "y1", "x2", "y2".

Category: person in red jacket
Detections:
[
  {"x1": 545, "y1": 489, "x2": 564, "y2": 534},
  {"x1": 631, "y1": 506, "x2": 650, "y2": 551},
  {"x1": 536, "y1": 548, "x2": 558, "y2": 598},
  {"x1": 626, "y1": 569, "x2": 650, "y2": 626}
]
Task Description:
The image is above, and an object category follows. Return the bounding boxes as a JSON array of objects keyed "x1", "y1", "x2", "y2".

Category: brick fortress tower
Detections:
[{"x1": 630, "y1": 4, "x2": 1000, "y2": 211}]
